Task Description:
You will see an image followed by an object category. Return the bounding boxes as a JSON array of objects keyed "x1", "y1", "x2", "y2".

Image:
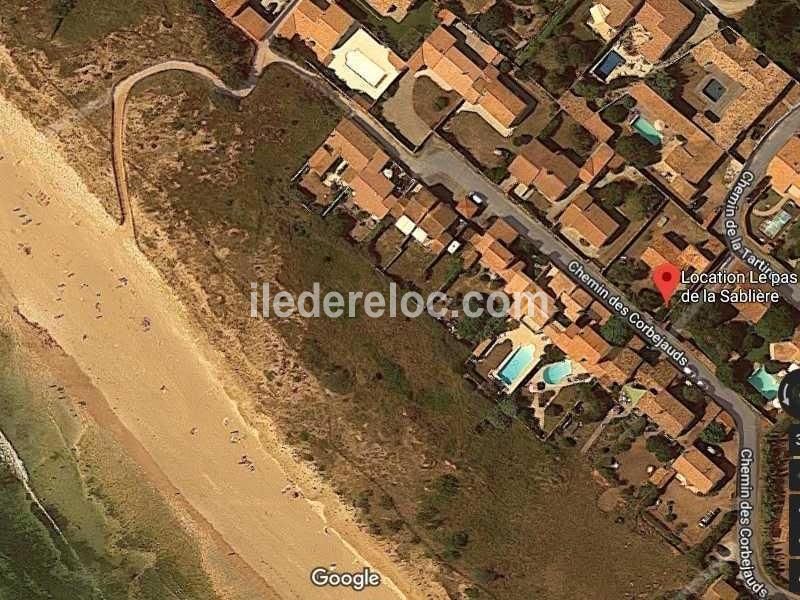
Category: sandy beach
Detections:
[{"x1": 0, "y1": 89, "x2": 422, "y2": 599}]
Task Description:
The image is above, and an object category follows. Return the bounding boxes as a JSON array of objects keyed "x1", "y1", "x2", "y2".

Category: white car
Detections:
[{"x1": 467, "y1": 191, "x2": 487, "y2": 205}]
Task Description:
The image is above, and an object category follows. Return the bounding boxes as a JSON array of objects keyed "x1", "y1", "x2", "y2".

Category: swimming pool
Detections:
[
  {"x1": 542, "y1": 360, "x2": 572, "y2": 385},
  {"x1": 632, "y1": 116, "x2": 662, "y2": 145},
  {"x1": 496, "y1": 345, "x2": 535, "y2": 386},
  {"x1": 594, "y1": 51, "x2": 624, "y2": 81},
  {"x1": 748, "y1": 366, "x2": 780, "y2": 400}
]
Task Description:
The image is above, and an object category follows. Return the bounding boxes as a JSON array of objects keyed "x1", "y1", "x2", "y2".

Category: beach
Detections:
[{"x1": 0, "y1": 89, "x2": 423, "y2": 599}]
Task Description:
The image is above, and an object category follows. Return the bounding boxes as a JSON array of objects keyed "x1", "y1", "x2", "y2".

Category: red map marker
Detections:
[{"x1": 652, "y1": 263, "x2": 680, "y2": 303}]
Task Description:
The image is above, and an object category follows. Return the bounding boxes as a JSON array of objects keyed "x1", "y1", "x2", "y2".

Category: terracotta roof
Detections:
[
  {"x1": 770, "y1": 340, "x2": 800, "y2": 363},
  {"x1": 635, "y1": 359, "x2": 678, "y2": 391},
  {"x1": 648, "y1": 465, "x2": 675, "y2": 488},
  {"x1": 278, "y1": 0, "x2": 354, "y2": 63},
  {"x1": 303, "y1": 118, "x2": 398, "y2": 218},
  {"x1": 233, "y1": 6, "x2": 270, "y2": 40},
  {"x1": 633, "y1": 0, "x2": 694, "y2": 63},
  {"x1": 768, "y1": 136, "x2": 800, "y2": 196},
  {"x1": 362, "y1": 0, "x2": 415, "y2": 22},
  {"x1": 546, "y1": 267, "x2": 591, "y2": 322},
  {"x1": 628, "y1": 83, "x2": 723, "y2": 186},
  {"x1": 690, "y1": 32, "x2": 791, "y2": 149},
  {"x1": 504, "y1": 270, "x2": 557, "y2": 328},
  {"x1": 486, "y1": 217, "x2": 519, "y2": 245},
  {"x1": 637, "y1": 390, "x2": 693, "y2": 438},
  {"x1": 599, "y1": 347, "x2": 642, "y2": 385},
  {"x1": 560, "y1": 92, "x2": 614, "y2": 142},
  {"x1": 701, "y1": 578, "x2": 738, "y2": 600},
  {"x1": 546, "y1": 323, "x2": 612, "y2": 365},
  {"x1": 419, "y1": 203, "x2": 457, "y2": 239},
  {"x1": 509, "y1": 140, "x2": 579, "y2": 202},
  {"x1": 600, "y1": 0, "x2": 641, "y2": 28},
  {"x1": 579, "y1": 143, "x2": 616, "y2": 183},
  {"x1": 213, "y1": 0, "x2": 248, "y2": 17},
  {"x1": 558, "y1": 191, "x2": 617, "y2": 249},
  {"x1": 455, "y1": 195, "x2": 480, "y2": 218},
  {"x1": 640, "y1": 234, "x2": 710, "y2": 273},
  {"x1": 411, "y1": 24, "x2": 527, "y2": 129},
  {"x1": 673, "y1": 447, "x2": 725, "y2": 495}
]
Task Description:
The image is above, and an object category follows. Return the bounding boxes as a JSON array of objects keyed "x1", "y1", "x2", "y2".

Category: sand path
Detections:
[{"x1": 0, "y1": 91, "x2": 409, "y2": 598}]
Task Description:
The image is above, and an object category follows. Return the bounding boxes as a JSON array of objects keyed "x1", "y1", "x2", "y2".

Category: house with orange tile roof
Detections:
[
  {"x1": 635, "y1": 359, "x2": 679, "y2": 391},
  {"x1": 627, "y1": 83, "x2": 724, "y2": 202},
  {"x1": 558, "y1": 191, "x2": 618, "y2": 252},
  {"x1": 233, "y1": 6, "x2": 271, "y2": 40},
  {"x1": 361, "y1": 0, "x2": 416, "y2": 22},
  {"x1": 213, "y1": 0, "x2": 248, "y2": 17},
  {"x1": 416, "y1": 202, "x2": 458, "y2": 253},
  {"x1": 471, "y1": 217, "x2": 521, "y2": 276},
  {"x1": 701, "y1": 577, "x2": 738, "y2": 600},
  {"x1": 673, "y1": 447, "x2": 725, "y2": 495},
  {"x1": 277, "y1": 0, "x2": 355, "y2": 64},
  {"x1": 508, "y1": 140, "x2": 579, "y2": 203},
  {"x1": 597, "y1": 347, "x2": 642, "y2": 387},
  {"x1": 407, "y1": 20, "x2": 528, "y2": 134},
  {"x1": 560, "y1": 92, "x2": 614, "y2": 143},
  {"x1": 578, "y1": 143, "x2": 617, "y2": 184},
  {"x1": 587, "y1": 0, "x2": 641, "y2": 40},
  {"x1": 301, "y1": 118, "x2": 399, "y2": 219},
  {"x1": 636, "y1": 389, "x2": 694, "y2": 438},
  {"x1": 639, "y1": 232, "x2": 711, "y2": 273},
  {"x1": 630, "y1": 0, "x2": 694, "y2": 63},
  {"x1": 767, "y1": 135, "x2": 800, "y2": 200},
  {"x1": 544, "y1": 322, "x2": 613, "y2": 367},
  {"x1": 545, "y1": 266, "x2": 594, "y2": 322},
  {"x1": 504, "y1": 268, "x2": 558, "y2": 330},
  {"x1": 686, "y1": 31, "x2": 791, "y2": 151}
]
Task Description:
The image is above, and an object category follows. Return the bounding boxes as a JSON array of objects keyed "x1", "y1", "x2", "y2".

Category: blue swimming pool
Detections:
[
  {"x1": 748, "y1": 366, "x2": 780, "y2": 400},
  {"x1": 632, "y1": 116, "x2": 662, "y2": 145},
  {"x1": 497, "y1": 345, "x2": 535, "y2": 385},
  {"x1": 594, "y1": 51, "x2": 624, "y2": 80},
  {"x1": 543, "y1": 360, "x2": 572, "y2": 385}
]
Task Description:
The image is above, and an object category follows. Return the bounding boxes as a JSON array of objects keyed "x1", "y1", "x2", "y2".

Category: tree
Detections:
[
  {"x1": 607, "y1": 258, "x2": 649, "y2": 286},
  {"x1": 755, "y1": 302, "x2": 797, "y2": 342},
  {"x1": 700, "y1": 421, "x2": 727, "y2": 444},
  {"x1": 573, "y1": 78, "x2": 602, "y2": 100},
  {"x1": 595, "y1": 179, "x2": 637, "y2": 209},
  {"x1": 615, "y1": 135, "x2": 661, "y2": 167},
  {"x1": 543, "y1": 69, "x2": 573, "y2": 94},
  {"x1": 570, "y1": 124, "x2": 595, "y2": 156},
  {"x1": 600, "y1": 315, "x2": 634, "y2": 346},
  {"x1": 741, "y1": 0, "x2": 800, "y2": 73},
  {"x1": 485, "y1": 165, "x2": 509, "y2": 184},
  {"x1": 636, "y1": 288, "x2": 663, "y2": 311},
  {"x1": 647, "y1": 70, "x2": 678, "y2": 100},
  {"x1": 623, "y1": 184, "x2": 663, "y2": 220},
  {"x1": 602, "y1": 103, "x2": 629, "y2": 124},
  {"x1": 646, "y1": 434, "x2": 679, "y2": 462}
]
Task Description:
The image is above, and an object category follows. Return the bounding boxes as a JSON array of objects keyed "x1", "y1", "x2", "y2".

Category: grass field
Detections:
[
  {"x1": 0, "y1": 330, "x2": 218, "y2": 600},
  {"x1": 118, "y1": 64, "x2": 696, "y2": 598}
]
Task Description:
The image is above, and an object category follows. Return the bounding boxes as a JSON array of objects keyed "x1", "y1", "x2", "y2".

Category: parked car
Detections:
[
  {"x1": 467, "y1": 191, "x2": 487, "y2": 205},
  {"x1": 698, "y1": 508, "x2": 721, "y2": 528}
]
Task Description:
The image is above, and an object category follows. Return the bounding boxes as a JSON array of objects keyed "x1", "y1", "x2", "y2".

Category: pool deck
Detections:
[{"x1": 489, "y1": 324, "x2": 547, "y2": 393}]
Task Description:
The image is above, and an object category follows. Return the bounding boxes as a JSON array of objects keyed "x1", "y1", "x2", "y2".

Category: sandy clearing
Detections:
[{"x1": 0, "y1": 91, "x2": 412, "y2": 599}]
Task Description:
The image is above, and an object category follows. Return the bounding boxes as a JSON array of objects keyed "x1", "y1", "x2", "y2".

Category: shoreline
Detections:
[{"x1": 0, "y1": 64, "x2": 433, "y2": 600}]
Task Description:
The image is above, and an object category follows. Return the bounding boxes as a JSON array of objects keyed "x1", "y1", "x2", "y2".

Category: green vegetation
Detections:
[
  {"x1": 647, "y1": 70, "x2": 678, "y2": 101},
  {"x1": 350, "y1": 0, "x2": 439, "y2": 58},
  {"x1": 607, "y1": 258, "x2": 649, "y2": 289},
  {"x1": 761, "y1": 419, "x2": 792, "y2": 579},
  {"x1": 485, "y1": 165, "x2": 510, "y2": 184},
  {"x1": 755, "y1": 301, "x2": 798, "y2": 342},
  {"x1": 740, "y1": 1, "x2": 800, "y2": 74},
  {"x1": 699, "y1": 421, "x2": 727, "y2": 444},
  {"x1": 602, "y1": 102, "x2": 630, "y2": 124},
  {"x1": 595, "y1": 180, "x2": 662, "y2": 220},
  {"x1": 645, "y1": 434, "x2": 680, "y2": 462},
  {"x1": 615, "y1": 135, "x2": 662, "y2": 168},
  {"x1": 600, "y1": 315, "x2": 634, "y2": 346}
]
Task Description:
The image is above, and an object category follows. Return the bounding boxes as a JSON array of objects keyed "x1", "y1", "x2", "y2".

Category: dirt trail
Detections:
[{"x1": 0, "y1": 84, "x2": 417, "y2": 599}]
